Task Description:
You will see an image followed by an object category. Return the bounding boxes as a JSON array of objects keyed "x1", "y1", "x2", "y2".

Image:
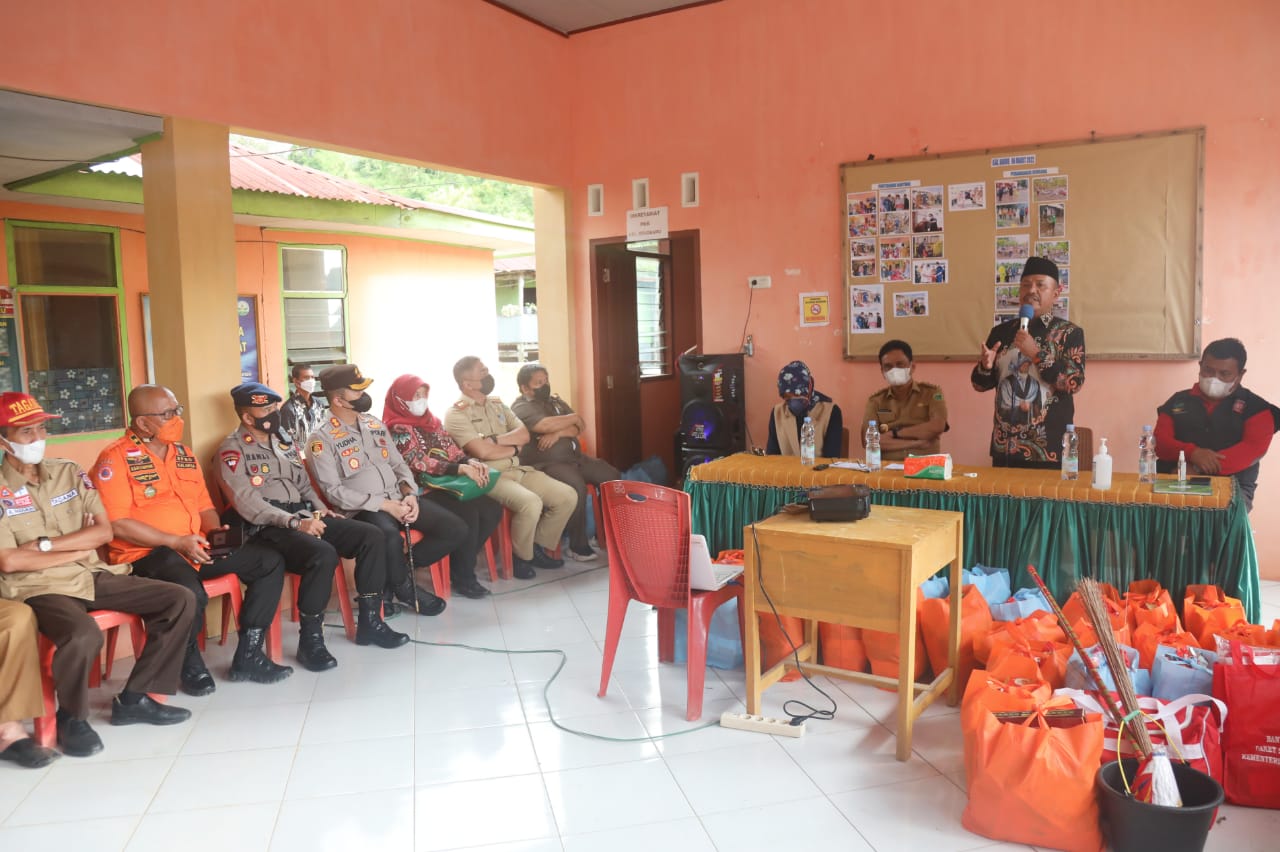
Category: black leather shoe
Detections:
[
  {"x1": 0, "y1": 738, "x2": 59, "y2": 768},
  {"x1": 532, "y1": 546, "x2": 564, "y2": 569},
  {"x1": 512, "y1": 558, "x2": 536, "y2": 580},
  {"x1": 111, "y1": 694, "x2": 192, "y2": 726},
  {"x1": 454, "y1": 579, "x2": 491, "y2": 599},
  {"x1": 394, "y1": 578, "x2": 446, "y2": 616},
  {"x1": 56, "y1": 713, "x2": 103, "y2": 757},
  {"x1": 179, "y1": 650, "x2": 216, "y2": 697}
]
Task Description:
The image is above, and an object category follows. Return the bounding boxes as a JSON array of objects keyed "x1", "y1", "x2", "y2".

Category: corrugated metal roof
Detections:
[
  {"x1": 494, "y1": 255, "x2": 535, "y2": 273},
  {"x1": 91, "y1": 144, "x2": 529, "y2": 228}
]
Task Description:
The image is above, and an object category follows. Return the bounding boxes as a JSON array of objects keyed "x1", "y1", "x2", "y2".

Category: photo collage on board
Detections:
[{"x1": 991, "y1": 173, "x2": 1072, "y2": 325}]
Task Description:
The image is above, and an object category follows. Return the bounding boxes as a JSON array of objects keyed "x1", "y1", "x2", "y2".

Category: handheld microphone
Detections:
[{"x1": 1018, "y1": 304, "x2": 1035, "y2": 332}]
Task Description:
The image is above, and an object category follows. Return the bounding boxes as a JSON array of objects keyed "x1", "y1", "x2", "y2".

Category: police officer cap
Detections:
[
  {"x1": 319, "y1": 363, "x2": 374, "y2": 393},
  {"x1": 230, "y1": 382, "x2": 282, "y2": 407}
]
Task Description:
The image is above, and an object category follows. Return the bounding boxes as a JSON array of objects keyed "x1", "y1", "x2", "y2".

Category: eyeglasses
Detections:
[{"x1": 138, "y1": 405, "x2": 184, "y2": 421}]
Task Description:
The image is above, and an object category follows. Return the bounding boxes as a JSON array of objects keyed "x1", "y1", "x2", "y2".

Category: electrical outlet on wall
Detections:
[{"x1": 748, "y1": 275, "x2": 771, "y2": 289}]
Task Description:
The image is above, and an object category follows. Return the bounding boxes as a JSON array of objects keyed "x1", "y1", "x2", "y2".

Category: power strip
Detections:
[{"x1": 719, "y1": 711, "x2": 806, "y2": 737}]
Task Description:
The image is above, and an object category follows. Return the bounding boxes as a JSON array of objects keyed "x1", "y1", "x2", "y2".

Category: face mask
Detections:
[
  {"x1": 405, "y1": 398, "x2": 430, "y2": 417},
  {"x1": 252, "y1": 413, "x2": 280, "y2": 434},
  {"x1": 478, "y1": 375, "x2": 496, "y2": 396},
  {"x1": 884, "y1": 367, "x2": 912, "y2": 387},
  {"x1": 533, "y1": 385, "x2": 551, "y2": 402},
  {"x1": 1199, "y1": 376, "x2": 1235, "y2": 400},
  {"x1": 349, "y1": 393, "x2": 373, "y2": 414},
  {"x1": 299, "y1": 379, "x2": 318, "y2": 394},
  {"x1": 156, "y1": 416, "x2": 185, "y2": 444},
  {"x1": 6, "y1": 439, "x2": 45, "y2": 465},
  {"x1": 786, "y1": 398, "x2": 811, "y2": 417}
]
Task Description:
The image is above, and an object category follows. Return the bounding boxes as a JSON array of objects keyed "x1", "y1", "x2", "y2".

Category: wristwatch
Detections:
[
  {"x1": 36, "y1": 536, "x2": 52, "y2": 552},
  {"x1": 287, "y1": 516, "x2": 300, "y2": 530}
]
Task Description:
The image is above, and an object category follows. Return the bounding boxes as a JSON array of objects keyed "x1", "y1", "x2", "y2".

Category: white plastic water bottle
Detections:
[
  {"x1": 1061, "y1": 424, "x2": 1079, "y2": 480},
  {"x1": 1178, "y1": 450, "x2": 1187, "y2": 483},
  {"x1": 1092, "y1": 437, "x2": 1113, "y2": 489},
  {"x1": 865, "y1": 420, "x2": 881, "y2": 471},
  {"x1": 1138, "y1": 425, "x2": 1157, "y2": 484},
  {"x1": 799, "y1": 417, "x2": 816, "y2": 466}
]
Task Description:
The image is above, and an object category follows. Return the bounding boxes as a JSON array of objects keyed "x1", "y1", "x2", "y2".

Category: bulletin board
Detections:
[{"x1": 841, "y1": 129, "x2": 1203, "y2": 360}]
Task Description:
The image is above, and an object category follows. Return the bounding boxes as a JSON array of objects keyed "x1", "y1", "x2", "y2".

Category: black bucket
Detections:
[{"x1": 1096, "y1": 759, "x2": 1224, "y2": 852}]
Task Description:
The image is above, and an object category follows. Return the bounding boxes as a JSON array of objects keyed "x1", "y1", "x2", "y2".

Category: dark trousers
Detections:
[
  {"x1": 355, "y1": 498, "x2": 468, "y2": 590},
  {"x1": 255, "y1": 517, "x2": 388, "y2": 608},
  {"x1": 130, "y1": 542, "x2": 286, "y2": 646},
  {"x1": 540, "y1": 456, "x2": 620, "y2": 550},
  {"x1": 421, "y1": 491, "x2": 502, "y2": 583},
  {"x1": 24, "y1": 573, "x2": 196, "y2": 718}
]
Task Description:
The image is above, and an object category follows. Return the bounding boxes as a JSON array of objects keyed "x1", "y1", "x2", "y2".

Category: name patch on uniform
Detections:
[
  {"x1": 50, "y1": 488, "x2": 78, "y2": 507},
  {"x1": 131, "y1": 470, "x2": 160, "y2": 484},
  {"x1": 174, "y1": 455, "x2": 197, "y2": 470},
  {"x1": 222, "y1": 450, "x2": 242, "y2": 473}
]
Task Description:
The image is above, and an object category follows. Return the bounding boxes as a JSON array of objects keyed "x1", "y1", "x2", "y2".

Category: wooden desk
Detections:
[{"x1": 743, "y1": 505, "x2": 964, "y2": 761}]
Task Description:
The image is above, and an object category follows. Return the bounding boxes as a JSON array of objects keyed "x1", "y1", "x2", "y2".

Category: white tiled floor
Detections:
[{"x1": 3, "y1": 569, "x2": 1279, "y2": 851}]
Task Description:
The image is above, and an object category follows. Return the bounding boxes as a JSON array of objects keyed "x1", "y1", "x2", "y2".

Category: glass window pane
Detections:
[
  {"x1": 20, "y1": 295, "x2": 124, "y2": 434},
  {"x1": 282, "y1": 247, "x2": 344, "y2": 292},
  {"x1": 13, "y1": 227, "x2": 117, "y2": 287},
  {"x1": 635, "y1": 257, "x2": 668, "y2": 378},
  {"x1": 284, "y1": 298, "x2": 347, "y2": 366}
]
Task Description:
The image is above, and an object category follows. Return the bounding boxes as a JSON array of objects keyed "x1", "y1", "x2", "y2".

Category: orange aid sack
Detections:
[
  {"x1": 1125, "y1": 579, "x2": 1180, "y2": 632},
  {"x1": 918, "y1": 583, "x2": 992, "y2": 694},
  {"x1": 1184, "y1": 584, "x2": 1245, "y2": 650},
  {"x1": 818, "y1": 623, "x2": 867, "y2": 672}
]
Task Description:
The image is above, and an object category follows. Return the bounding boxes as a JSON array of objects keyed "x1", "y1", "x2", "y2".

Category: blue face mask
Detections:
[{"x1": 786, "y1": 398, "x2": 810, "y2": 417}]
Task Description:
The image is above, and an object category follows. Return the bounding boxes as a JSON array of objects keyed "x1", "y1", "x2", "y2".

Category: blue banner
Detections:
[{"x1": 237, "y1": 296, "x2": 259, "y2": 383}]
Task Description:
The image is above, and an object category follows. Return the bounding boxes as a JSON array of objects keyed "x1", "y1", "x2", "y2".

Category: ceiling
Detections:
[{"x1": 486, "y1": 0, "x2": 719, "y2": 35}]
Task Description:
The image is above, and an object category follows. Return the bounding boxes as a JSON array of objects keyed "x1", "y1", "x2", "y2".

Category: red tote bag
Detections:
[{"x1": 1213, "y1": 641, "x2": 1280, "y2": 808}]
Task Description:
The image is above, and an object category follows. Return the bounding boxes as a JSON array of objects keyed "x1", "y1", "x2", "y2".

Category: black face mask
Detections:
[
  {"x1": 532, "y1": 384, "x2": 551, "y2": 402},
  {"x1": 252, "y1": 413, "x2": 280, "y2": 435},
  {"x1": 350, "y1": 393, "x2": 373, "y2": 413},
  {"x1": 478, "y1": 375, "x2": 496, "y2": 396}
]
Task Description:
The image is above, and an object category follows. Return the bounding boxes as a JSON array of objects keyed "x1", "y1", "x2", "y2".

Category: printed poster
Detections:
[{"x1": 800, "y1": 292, "x2": 830, "y2": 327}]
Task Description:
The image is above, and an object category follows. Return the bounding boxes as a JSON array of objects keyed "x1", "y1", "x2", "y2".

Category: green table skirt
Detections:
[{"x1": 686, "y1": 479, "x2": 1261, "y2": 621}]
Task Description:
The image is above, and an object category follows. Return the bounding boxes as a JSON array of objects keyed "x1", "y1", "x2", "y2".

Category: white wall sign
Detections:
[{"x1": 626, "y1": 206, "x2": 668, "y2": 242}]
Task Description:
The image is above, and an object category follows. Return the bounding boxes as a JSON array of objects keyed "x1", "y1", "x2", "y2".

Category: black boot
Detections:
[
  {"x1": 180, "y1": 640, "x2": 216, "y2": 697},
  {"x1": 228, "y1": 628, "x2": 294, "y2": 683},
  {"x1": 356, "y1": 593, "x2": 410, "y2": 648},
  {"x1": 381, "y1": 588, "x2": 401, "y2": 619},
  {"x1": 393, "y1": 576, "x2": 446, "y2": 616},
  {"x1": 296, "y1": 613, "x2": 338, "y2": 672}
]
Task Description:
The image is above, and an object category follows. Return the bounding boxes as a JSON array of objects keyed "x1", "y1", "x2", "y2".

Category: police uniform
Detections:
[
  {"x1": 510, "y1": 392, "x2": 619, "y2": 554},
  {"x1": 861, "y1": 381, "x2": 949, "y2": 461},
  {"x1": 444, "y1": 394, "x2": 577, "y2": 562},
  {"x1": 1, "y1": 456, "x2": 194, "y2": 721},
  {"x1": 93, "y1": 427, "x2": 287, "y2": 691},
  {"x1": 306, "y1": 397, "x2": 466, "y2": 604}
]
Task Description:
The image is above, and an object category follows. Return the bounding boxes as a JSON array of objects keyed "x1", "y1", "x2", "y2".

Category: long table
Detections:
[{"x1": 686, "y1": 454, "x2": 1261, "y2": 621}]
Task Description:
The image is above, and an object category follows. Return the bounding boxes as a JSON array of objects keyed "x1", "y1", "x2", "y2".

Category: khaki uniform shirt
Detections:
[
  {"x1": 215, "y1": 425, "x2": 322, "y2": 529},
  {"x1": 444, "y1": 395, "x2": 527, "y2": 473},
  {"x1": 306, "y1": 413, "x2": 412, "y2": 513},
  {"x1": 0, "y1": 458, "x2": 128, "y2": 603},
  {"x1": 862, "y1": 381, "x2": 948, "y2": 461}
]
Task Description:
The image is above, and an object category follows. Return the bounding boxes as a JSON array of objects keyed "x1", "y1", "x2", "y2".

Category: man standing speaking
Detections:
[{"x1": 971, "y1": 257, "x2": 1085, "y2": 468}]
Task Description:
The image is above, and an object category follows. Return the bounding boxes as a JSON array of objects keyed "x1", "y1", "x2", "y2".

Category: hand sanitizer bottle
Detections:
[{"x1": 1092, "y1": 437, "x2": 1112, "y2": 489}]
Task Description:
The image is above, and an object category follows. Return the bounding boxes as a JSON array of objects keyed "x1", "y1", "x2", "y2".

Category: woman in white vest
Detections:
[{"x1": 765, "y1": 361, "x2": 845, "y2": 457}]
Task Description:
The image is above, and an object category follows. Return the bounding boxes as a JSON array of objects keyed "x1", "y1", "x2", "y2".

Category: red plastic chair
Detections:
[
  {"x1": 287, "y1": 562, "x2": 357, "y2": 641},
  {"x1": 33, "y1": 610, "x2": 148, "y2": 748},
  {"x1": 402, "y1": 528, "x2": 451, "y2": 599},
  {"x1": 198, "y1": 573, "x2": 284, "y2": 663},
  {"x1": 596, "y1": 480, "x2": 746, "y2": 721}
]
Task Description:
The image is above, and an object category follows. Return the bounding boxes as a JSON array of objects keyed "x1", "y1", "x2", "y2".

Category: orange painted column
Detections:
[{"x1": 140, "y1": 118, "x2": 241, "y2": 470}]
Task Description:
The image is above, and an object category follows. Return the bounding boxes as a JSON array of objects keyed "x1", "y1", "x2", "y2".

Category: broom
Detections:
[{"x1": 1078, "y1": 577, "x2": 1180, "y2": 807}]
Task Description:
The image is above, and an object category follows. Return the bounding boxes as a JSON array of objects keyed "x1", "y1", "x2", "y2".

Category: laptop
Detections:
[{"x1": 688, "y1": 534, "x2": 744, "y2": 590}]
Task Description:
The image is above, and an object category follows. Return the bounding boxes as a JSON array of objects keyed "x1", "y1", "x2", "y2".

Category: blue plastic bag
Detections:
[
  {"x1": 1066, "y1": 643, "x2": 1152, "y2": 696},
  {"x1": 1151, "y1": 644, "x2": 1217, "y2": 701},
  {"x1": 962, "y1": 565, "x2": 1011, "y2": 607},
  {"x1": 672, "y1": 598, "x2": 744, "y2": 671},
  {"x1": 989, "y1": 587, "x2": 1051, "y2": 622},
  {"x1": 920, "y1": 574, "x2": 950, "y2": 599}
]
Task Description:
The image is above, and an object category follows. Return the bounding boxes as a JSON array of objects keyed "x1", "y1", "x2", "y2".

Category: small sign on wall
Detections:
[{"x1": 627, "y1": 206, "x2": 669, "y2": 242}]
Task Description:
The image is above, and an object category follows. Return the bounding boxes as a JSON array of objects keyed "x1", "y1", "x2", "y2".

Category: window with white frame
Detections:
[{"x1": 281, "y1": 245, "x2": 348, "y2": 368}]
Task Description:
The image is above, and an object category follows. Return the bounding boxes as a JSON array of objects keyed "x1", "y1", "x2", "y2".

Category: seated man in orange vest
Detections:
[
  {"x1": 0, "y1": 392, "x2": 194, "y2": 758},
  {"x1": 92, "y1": 385, "x2": 292, "y2": 696}
]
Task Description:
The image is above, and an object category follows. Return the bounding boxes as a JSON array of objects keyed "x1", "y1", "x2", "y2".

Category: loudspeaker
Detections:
[
  {"x1": 678, "y1": 447, "x2": 724, "y2": 482},
  {"x1": 677, "y1": 353, "x2": 745, "y2": 452}
]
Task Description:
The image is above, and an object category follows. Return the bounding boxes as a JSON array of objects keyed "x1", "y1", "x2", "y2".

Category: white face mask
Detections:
[
  {"x1": 884, "y1": 367, "x2": 912, "y2": 387},
  {"x1": 405, "y1": 398, "x2": 430, "y2": 417},
  {"x1": 299, "y1": 379, "x2": 318, "y2": 394},
  {"x1": 6, "y1": 439, "x2": 46, "y2": 465},
  {"x1": 1199, "y1": 376, "x2": 1235, "y2": 400}
]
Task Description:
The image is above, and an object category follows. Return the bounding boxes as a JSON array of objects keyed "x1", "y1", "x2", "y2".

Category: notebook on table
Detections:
[{"x1": 688, "y1": 533, "x2": 744, "y2": 590}]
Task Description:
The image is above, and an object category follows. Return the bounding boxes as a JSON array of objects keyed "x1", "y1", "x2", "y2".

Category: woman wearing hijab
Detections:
[
  {"x1": 383, "y1": 375, "x2": 503, "y2": 599},
  {"x1": 765, "y1": 360, "x2": 844, "y2": 458}
]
